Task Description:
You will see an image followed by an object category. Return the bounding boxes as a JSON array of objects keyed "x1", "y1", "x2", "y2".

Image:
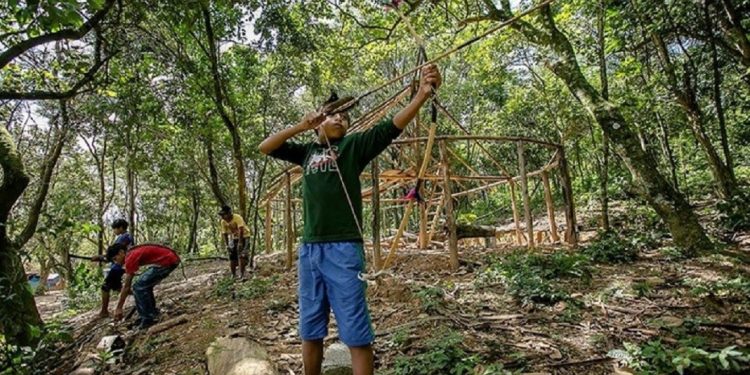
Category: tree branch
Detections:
[
  {"x1": 0, "y1": 0, "x2": 116, "y2": 70},
  {"x1": 0, "y1": 54, "x2": 114, "y2": 101},
  {"x1": 15, "y1": 101, "x2": 70, "y2": 248}
]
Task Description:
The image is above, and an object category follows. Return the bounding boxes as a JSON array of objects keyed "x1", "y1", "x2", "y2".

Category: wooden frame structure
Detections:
[{"x1": 261, "y1": 86, "x2": 577, "y2": 271}]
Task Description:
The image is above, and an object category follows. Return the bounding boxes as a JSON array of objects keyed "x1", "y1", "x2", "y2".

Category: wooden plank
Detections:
[
  {"x1": 372, "y1": 157, "x2": 382, "y2": 270},
  {"x1": 440, "y1": 140, "x2": 459, "y2": 270},
  {"x1": 509, "y1": 181, "x2": 524, "y2": 245},
  {"x1": 517, "y1": 141, "x2": 534, "y2": 248},
  {"x1": 542, "y1": 171, "x2": 560, "y2": 243},
  {"x1": 264, "y1": 200, "x2": 272, "y2": 254},
  {"x1": 383, "y1": 122, "x2": 437, "y2": 269},
  {"x1": 392, "y1": 135, "x2": 562, "y2": 149},
  {"x1": 285, "y1": 173, "x2": 293, "y2": 270}
]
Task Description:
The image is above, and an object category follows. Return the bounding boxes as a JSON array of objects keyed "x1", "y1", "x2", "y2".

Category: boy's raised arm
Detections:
[{"x1": 393, "y1": 64, "x2": 442, "y2": 130}]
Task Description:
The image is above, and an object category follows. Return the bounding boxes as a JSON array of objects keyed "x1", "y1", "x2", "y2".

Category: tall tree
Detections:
[{"x1": 476, "y1": 0, "x2": 711, "y2": 251}]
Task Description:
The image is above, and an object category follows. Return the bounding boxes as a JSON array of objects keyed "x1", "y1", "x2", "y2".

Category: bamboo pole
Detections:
[
  {"x1": 440, "y1": 140, "x2": 459, "y2": 270},
  {"x1": 392, "y1": 135, "x2": 562, "y2": 149},
  {"x1": 542, "y1": 171, "x2": 560, "y2": 243},
  {"x1": 372, "y1": 157, "x2": 382, "y2": 270},
  {"x1": 508, "y1": 182, "x2": 523, "y2": 245},
  {"x1": 517, "y1": 142, "x2": 534, "y2": 248},
  {"x1": 285, "y1": 173, "x2": 293, "y2": 270},
  {"x1": 265, "y1": 200, "x2": 272, "y2": 254},
  {"x1": 383, "y1": 122, "x2": 437, "y2": 269}
]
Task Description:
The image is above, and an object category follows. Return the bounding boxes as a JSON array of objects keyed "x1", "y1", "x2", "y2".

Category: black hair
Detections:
[
  {"x1": 219, "y1": 205, "x2": 232, "y2": 215},
  {"x1": 106, "y1": 243, "x2": 127, "y2": 262},
  {"x1": 111, "y1": 219, "x2": 128, "y2": 230},
  {"x1": 316, "y1": 91, "x2": 351, "y2": 135}
]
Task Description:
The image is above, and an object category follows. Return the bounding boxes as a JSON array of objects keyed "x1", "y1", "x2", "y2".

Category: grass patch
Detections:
[
  {"x1": 478, "y1": 251, "x2": 590, "y2": 305},
  {"x1": 213, "y1": 275, "x2": 279, "y2": 300}
]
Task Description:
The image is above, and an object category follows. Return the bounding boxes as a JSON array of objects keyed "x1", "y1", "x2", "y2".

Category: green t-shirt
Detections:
[{"x1": 269, "y1": 119, "x2": 402, "y2": 243}]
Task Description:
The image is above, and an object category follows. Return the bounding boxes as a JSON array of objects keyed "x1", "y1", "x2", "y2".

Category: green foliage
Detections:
[
  {"x1": 717, "y1": 195, "x2": 750, "y2": 232},
  {"x1": 609, "y1": 341, "x2": 750, "y2": 375},
  {"x1": 582, "y1": 231, "x2": 638, "y2": 264},
  {"x1": 684, "y1": 276, "x2": 750, "y2": 301},
  {"x1": 213, "y1": 275, "x2": 279, "y2": 300},
  {"x1": 660, "y1": 246, "x2": 689, "y2": 261},
  {"x1": 391, "y1": 329, "x2": 479, "y2": 375},
  {"x1": 65, "y1": 262, "x2": 102, "y2": 311},
  {"x1": 478, "y1": 251, "x2": 590, "y2": 305},
  {"x1": 457, "y1": 213, "x2": 478, "y2": 226},
  {"x1": 0, "y1": 321, "x2": 73, "y2": 375},
  {"x1": 414, "y1": 286, "x2": 445, "y2": 314},
  {"x1": 632, "y1": 281, "x2": 653, "y2": 298}
]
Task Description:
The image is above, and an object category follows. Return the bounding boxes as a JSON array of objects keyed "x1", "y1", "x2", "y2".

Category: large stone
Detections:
[
  {"x1": 96, "y1": 335, "x2": 125, "y2": 352},
  {"x1": 206, "y1": 337, "x2": 277, "y2": 375},
  {"x1": 322, "y1": 342, "x2": 352, "y2": 375}
]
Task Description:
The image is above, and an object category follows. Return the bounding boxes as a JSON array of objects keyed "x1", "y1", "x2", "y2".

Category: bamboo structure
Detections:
[{"x1": 261, "y1": 88, "x2": 578, "y2": 271}]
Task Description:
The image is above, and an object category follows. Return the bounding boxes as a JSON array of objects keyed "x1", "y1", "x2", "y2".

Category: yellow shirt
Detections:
[{"x1": 220, "y1": 214, "x2": 251, "y2": 239}]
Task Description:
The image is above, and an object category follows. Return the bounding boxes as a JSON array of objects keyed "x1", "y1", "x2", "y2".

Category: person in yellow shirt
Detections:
[{"x1": 219, "y1": 205, "x2": 251, "y2": 279}]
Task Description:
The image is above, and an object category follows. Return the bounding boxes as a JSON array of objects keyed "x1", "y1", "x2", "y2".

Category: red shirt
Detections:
[{"x1": 124, "y1": 245, "x2": 180, "y2": 274}]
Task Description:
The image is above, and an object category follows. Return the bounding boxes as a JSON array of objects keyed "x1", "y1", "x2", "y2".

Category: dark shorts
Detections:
[
  {"x1": 101, "y1": 266, "x2": 125, "y2": 292},
  {"x1": 228, "y1": 239, "x2": 250, "y2": 262},
  {"x1": 298, "y1": 241, "x2": 373, "y2": 347}
]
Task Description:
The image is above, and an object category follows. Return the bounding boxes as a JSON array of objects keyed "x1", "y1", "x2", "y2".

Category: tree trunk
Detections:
[
  {"x1": 597, "y1": 0, "x2": 610, "y2": 231},
  {"x1": 716, "y1": 0, "x2": 750, "y2": 68},
  {"x1": 0, "y1": 126, "x2": 42, "y2": 346},
  {"x1": 16, "y1": 100, "x2": 69, "y2": 248},
  {"x1": 649, "y1": 30, "x2": 738, "y2": 199},
  {"x1": 656, "y1": 112, "x2": 680, "y2": 192},
  {"x1": 202, "y1": 4, "x2": 247, "y2": 215},
  {"x1": 205, "y1": 138, "x2": 227, "y2": 206},
  {"x1": 249, "y1": 157, "x2": 269, "y2": 268},
  {"x1": 127, "y1": 164, "x2": 137, "y2": 240},
  {"x1": 490, "y1": 4, "x2": 711, "y2": 251},
  {"x1": 188, "y1": 189, "x2": 200, "y2": 254},
  {"x1": 707, "y1": 5, "x2": 734, "y2": 179}
]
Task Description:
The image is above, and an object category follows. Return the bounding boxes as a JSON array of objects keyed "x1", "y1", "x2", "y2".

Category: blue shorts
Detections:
[{"x1": 298, "y1": 241, "x2": 373, "y2": 347}]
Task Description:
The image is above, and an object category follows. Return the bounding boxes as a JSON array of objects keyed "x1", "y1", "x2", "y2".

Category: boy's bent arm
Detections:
[{"x1": 258, "y1": 112, "x2": 324, "y2": 154}]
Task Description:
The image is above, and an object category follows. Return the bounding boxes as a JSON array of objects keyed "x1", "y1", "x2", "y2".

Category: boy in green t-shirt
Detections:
[{"x1": 259, "y1": 64, "x2": 441, "y2": 375}]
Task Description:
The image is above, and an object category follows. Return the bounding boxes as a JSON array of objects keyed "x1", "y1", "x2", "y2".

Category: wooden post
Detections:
[
  {"x1": 517, "y1": 141, "x2": 534, "y2": 248},
  {"x1": 285, "y1": 173, "x2": 293, "y2": 269},
  {"x1": 383, "y1": 122, "x2": 437, "y2": 269},
  {"x1": 509, "y1": 181, "x2": 523, "y2": 245},
  {"x1": 372, "y1": 157, "x2": 382, "y2": 270},
  {"x1": 557, "y1": 147, "x2": 578, "y2": 246},
  {"x1": 264, "y1": 201, "x2": 272, "y2": 253},
  {"x1": 440, "y1": 140, "x2": 459, "y2": 270},
  {"x1": 419, "y1": 200, "x2": 428, "y2": 249},
  {"x1": 541, "y1": 171, "x2": 560, "y2": 243}
]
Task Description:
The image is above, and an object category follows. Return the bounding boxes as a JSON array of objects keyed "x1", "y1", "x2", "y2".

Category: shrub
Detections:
[
  {"x1": 583, "y1": 231, "x2": 638, "y2": 264},
  {"x1": 391, "y1": 330, "x2": 478, "y2": 375},
  {"x1": 608, "y1": 340, "x2": 750, "y2": 375},
  {"x1": 478, "y1": 251, "x2": 590, "y2": 305}
]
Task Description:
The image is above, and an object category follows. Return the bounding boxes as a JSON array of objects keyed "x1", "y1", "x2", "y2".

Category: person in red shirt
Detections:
[{"x1": 107, "y1": 242, "x2": 180, "y2": 330}]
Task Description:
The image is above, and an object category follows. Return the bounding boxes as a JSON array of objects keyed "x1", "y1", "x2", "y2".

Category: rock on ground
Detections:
[
  {"x1": 322, "y1": 342, "x2": 352, "y2": 375},
  {"x1": 206, "y1": 337, "x2": 277, "y2": 375}
]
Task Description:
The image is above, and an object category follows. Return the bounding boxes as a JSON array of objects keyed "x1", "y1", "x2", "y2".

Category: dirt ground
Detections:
[{"x1": 40, "y1": 229, "x2": 749, "y2": 374}]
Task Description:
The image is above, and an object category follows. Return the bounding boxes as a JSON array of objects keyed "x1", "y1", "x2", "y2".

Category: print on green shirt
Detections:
[{"x1": 269, "y1": 119, "x2": 402, "y2": 243}]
